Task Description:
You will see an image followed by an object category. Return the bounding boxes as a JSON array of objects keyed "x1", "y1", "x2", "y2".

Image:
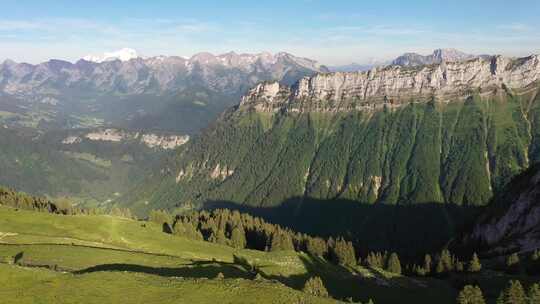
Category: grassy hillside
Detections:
[
  {"x1": 0, "y1": 264, "x2": 337, "y2": 304},
  {"x1": 0, "y1": 206, "x2": 468, "y2": 303}
]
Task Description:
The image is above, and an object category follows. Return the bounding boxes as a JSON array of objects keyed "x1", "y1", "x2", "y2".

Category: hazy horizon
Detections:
[{"x1": 1, "y1": 0, "x2": 539, "y2": 65}]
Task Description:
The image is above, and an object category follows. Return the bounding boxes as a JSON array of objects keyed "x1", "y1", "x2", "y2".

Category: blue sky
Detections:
[{"x1": 1, "y1": 0, "x2": 539, "y2": 65}]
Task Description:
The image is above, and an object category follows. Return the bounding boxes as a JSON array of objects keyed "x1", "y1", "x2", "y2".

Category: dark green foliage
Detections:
[
  {"x1": 386, "y1": 253, "x2": 402, "y2": 274},
  {"x1": 302, "y1": 276, "x2": 329, "y2": 298},
  {"x1": 230, "y1": 225, "x2": 247, "y2": 249},
  {"x1": 144, "y1": 94, "x2": 540, "y2": 212},
  {"x1": 528, "y1": 283, "x2": 540, "y2": 304},
  {"x1": 457, "y1": 285, "x2": 486, "y2": 304},
  {"x1": 366, "y1": 252, "x2": 386, "y2": 269},
  {"x1": 436, "y1": 249, "x2": 454, "y2": 275},
  {"x1": 507, "y1": 253, "x2": 521, "y2": 273},
  {"x1": 129, "y1": 92, "x2": 540, "y2": 256},
  {"x1": 270, "y1": 230, "x2": 295, "y2": 252},
  {"x1": 329, "y1": 237, "x2": 356, "y2": 266},
  {"x1": 0, "y1": 186, "x2": 83, "y2": 215},
  {"x1": 424, "y1": 254, "x2": 432, "y2": 274},
  {"x1": 170, "y1": 209, "x2": 330, "y2": 258},
  {"x1": 149, "y1": 210, "x2": 172, "y2": 225},
  {"x1": 497, "y1": 280, "x2": 527, "y2": 304},
  {"x1": 305, "y1": 237, "x2": 328, "y2": 257},
  {"x1": 468, "y1": 253, "x2": 482, "y2": 273},
  {"x1": 0, "y1": 126, "x2": 166, "y2": 209},
  {"x1": 412, "y1": 254, "x2": 433, "y2": 276}
]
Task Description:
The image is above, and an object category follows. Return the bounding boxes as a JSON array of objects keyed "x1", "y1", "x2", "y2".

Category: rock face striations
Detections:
[{"x1": 240, "y1": 55, "x2": 540, "y2": 113}]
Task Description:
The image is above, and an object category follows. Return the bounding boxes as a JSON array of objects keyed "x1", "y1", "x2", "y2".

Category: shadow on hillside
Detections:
[
  {"x1": 71, "y1": 251, "x2": 456, "y2": 303},
  {"x1": 203, "y1": 197, "x2": 484, "y2": 258},
  {"x1": 73, "y1": 259, "x2": 252, "y2": 279}
]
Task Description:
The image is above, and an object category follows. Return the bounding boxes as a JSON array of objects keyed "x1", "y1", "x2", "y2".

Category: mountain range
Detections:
[
  {"x1": 0, "y1": 51, "x2": 328, "y2": 133},
  {"x1": 329, "y1": 48, "x2": 488, "y2": 71},
  {"x1": 119, "y1": 53, "x2": 540, "y2": 253}
]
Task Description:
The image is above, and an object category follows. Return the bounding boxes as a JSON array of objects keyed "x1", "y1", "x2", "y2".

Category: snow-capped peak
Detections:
[{"x1": 83, "y1": 48, "x2": 139, "y2": 63}]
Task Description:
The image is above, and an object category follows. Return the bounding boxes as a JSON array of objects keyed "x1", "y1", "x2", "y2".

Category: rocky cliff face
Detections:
[
  {"x1": 240, "y1": 55, "x2": 540, "y2": 113},
  {"x1": 63, "y1": 128, "x2": 189, "y2": 150},
  {"x1": 467, "y1": 165, "x2": 540, "y2": 254}
]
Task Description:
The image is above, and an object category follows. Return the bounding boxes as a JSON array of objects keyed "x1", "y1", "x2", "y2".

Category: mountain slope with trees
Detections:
[{"x1": 122, "y1": 55, "x2": 540, "y2": 254}]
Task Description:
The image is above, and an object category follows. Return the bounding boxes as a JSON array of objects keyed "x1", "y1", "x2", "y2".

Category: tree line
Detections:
[
  {"x1": 457, "y1": 280, "x2": 540, "y2": 304},
  {"x1": 0, "y1": 186, "x2": 134, "y2": 218}
]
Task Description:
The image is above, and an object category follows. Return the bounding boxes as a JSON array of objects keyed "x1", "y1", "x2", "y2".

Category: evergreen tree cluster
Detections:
[
  {"x1": 496, "y1": 280, "x2": 540, "y2": 304},
  {"x1": 457, "y1": 282, "x2": 540, "y2": 304},
  {"x1": 152, "y1": 208, "x2": 358, "y2": 266},
  {"x1": 302, "y1": 276, "x2": 329, "y2": 298},
  {"x1": 0, "y1": 186, "x2": 72, "y2": 214},
  {"x1": 409, "y1": 250, "x2": 482, "y2": 277},
  {"x1": 365, "y1": 251, "x2": 401, "y2": 274},
  {"x1": 0, "y1": 185, "x2": 136, "y2": 219}
]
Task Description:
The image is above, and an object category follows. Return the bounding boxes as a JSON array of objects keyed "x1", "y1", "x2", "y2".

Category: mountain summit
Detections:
[
  {"x1": 83, "y1": 48, "x2": 139, "y2": 63},
  {"x1": 391, "y1": 48, "x2": 477, "y2": 67}
]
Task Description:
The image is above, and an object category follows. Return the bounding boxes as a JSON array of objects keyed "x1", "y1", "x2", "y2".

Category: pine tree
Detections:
[
  {"x1": 528, "y1": 283, "x2": 540, "y2": 304},
  {"x1": 532, "y1": 250, "x2": 540, "y2": 261},
  {"x1": 498, "y1": 280, "x2": 527, "y2": 304},
  {"x1": 210, "y1": 228, "x2": 229, "y2": 246},
  {"x1": 173, "y1": 221, "x2": 186, "y2": 236},
  {"x1": 230, "y1": 225, "x2": 247, "y2": 249},
  {"x1": 456, "y1": 260, "x2": 464, "y2": 272},
  {"x1": 149, "y1": 209, "x2": 171, "y2": 225},
  {"x1": 506, "y1": 253, "x2": 520, "y2": 273},
  {"x1": 424, "y1": 254, "x2": 432, "y2": 274},
  {"x1": 302, "y1": 276, "x2": 329, "y2": 298},
  {"x1": 468, "y1": 253, "x2": 482, "y2": 273},
  {"x1": 330, "y1": 237, "x2": 356, "y2": 266},
  {"x1": 386, "y1": 253, "x2": 402, "y2": 274},
  {"x1": 270, "y1": 230, "x2": 294, "y2": 252},
  {"x1": 306, "y1": 237, "x2": 327, "y2": 257},
  {"x1": 457, "y1": 285, "x2": 486, "y2": 304},
  {"x1": 437, "y1": 249, "x2": 453, "y2": 274}
]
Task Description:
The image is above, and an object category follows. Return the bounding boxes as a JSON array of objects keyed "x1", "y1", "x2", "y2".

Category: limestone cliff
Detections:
[{"x1": 240, "y1": 55, "x2": 540, "y2": 113}]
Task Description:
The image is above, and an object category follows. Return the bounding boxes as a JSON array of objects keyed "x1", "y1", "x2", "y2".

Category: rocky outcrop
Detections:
[
  {"x1": 240, "y1": 55, "x2": 540, "y2": 113},
  {"x1": 63, "y1": 128, "x2": 189, "y2": 150},
  {"x1": 468, "y1": 166, "x2": 540, "y2": 254}
]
